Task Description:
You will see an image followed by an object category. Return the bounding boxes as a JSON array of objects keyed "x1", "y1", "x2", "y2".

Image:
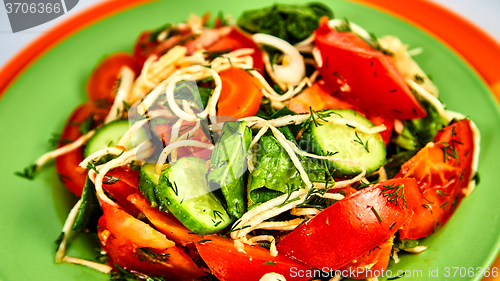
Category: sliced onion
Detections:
[{"x1": 252, "y1": 33, "x2": 305, "y2": 86}]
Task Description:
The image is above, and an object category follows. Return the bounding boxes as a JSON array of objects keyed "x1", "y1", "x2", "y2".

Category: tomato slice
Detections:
[
  {"x1": 397, "y1": 119, "x2": 475, "y2": 239},
  {"x1": 314, "y1": 17, "x2": 426, "y2": 120},
  {"x1": 289, "y1": 79, "x2": 357, "y2": 113},
  {"x1": 196, "y1": 235, "x2": 311, "y2": 281},
  {"x1": 55, "y1": 102, "x2": 108, "y2": 196},
  {"x1": 338, "y1": 237, "x2": 394, "y2": 279},
  {"x1": 133, "y1": 30, "x2": 190, "y2": 66},
  {"x1": 133, "y1": 26, "x2": 263, "y2": 71},
  {"x1": 102, "y1": 168, "x2": 141, "y2": 217},
  {"x1": 86, "y1": 53, "x2": 140, "y2": 103},
  {"x1": 206, "y1": 27, "x2": 264, "y2": 72},
  {"x1": 288, "y1": 79, "x2": 394, "y2": 145},
  {"x1": 217, "y1": 67, "x2": 264, "y2": 118},
  {"x1": 98, "y1": 202, "x2": 205, "y2": 280},
  {"x1": 128, "y1": 193, "x2": 201, "y2": 246},
  {"x1": 277, "y1": 178, "x2": 420, "y2": 270}
]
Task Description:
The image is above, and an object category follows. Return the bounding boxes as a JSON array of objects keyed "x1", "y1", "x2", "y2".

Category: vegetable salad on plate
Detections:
[{"x1": 19, "y1": 3, "x2": 481, "y2": 281}]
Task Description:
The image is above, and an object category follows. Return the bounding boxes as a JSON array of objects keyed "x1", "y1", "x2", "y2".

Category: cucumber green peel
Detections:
[
  {"x1": 139, "y1": 157, "x2": 232, "y2": 235},
  {"x1": 207, "y1": 121, "x2": 252, "y2": 219},
  {"x1": 300, "y1": 109, "x2": 386, "y2": 177}
]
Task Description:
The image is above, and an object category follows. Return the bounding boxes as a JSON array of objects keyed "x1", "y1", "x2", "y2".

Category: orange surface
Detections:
[{"x1": 0, "y1": 0, "x2": 499, "y2": 278}]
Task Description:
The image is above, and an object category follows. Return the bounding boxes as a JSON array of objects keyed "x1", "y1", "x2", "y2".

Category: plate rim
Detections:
[{"x1": 1, "y1": 0, "x2": 500, "y2": 103}]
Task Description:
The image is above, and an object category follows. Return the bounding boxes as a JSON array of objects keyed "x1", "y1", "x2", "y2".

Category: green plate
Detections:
[{"x1": 1, "y1": 0, "x2": 499, "y2": 280}]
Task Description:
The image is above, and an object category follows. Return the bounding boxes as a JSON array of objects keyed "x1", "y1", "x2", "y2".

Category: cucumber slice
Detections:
[
  {"x1": 301, "y1": 109, "x2": 386, "y2": 177},
  {"x1": 158, "y1": 157, "x2": 232, "y2": 235},
  {"x1": 84, "y1": 120, "x2": 130, "y2": 157},
  {"x1": 138, "y1": 163, "x2": 160, "y2": 208},
  {"x1": 84, "y1": 119, "x2": 148, "y2": 157},
  {"x1": 208, "y1": 121, "x2": 251, "y2": 219}
]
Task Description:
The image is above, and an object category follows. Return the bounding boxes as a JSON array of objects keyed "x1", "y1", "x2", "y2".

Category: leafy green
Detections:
[
  {"x1": 395, "y1": 237, "x2": 420, "y2": 249},
  {"x1": 384, "y1": 150, "x2": 416, "y2": 179},
  {"x1": 172, "y1": 81, "x2": 211, "y2": 111},
  {"x1": 248, "y1": 136, "x2": 325, "y2": 205},
  {"x1": 386, "y1": 100, "x2": 449, "y2": 177},
  {"x1": 237, "y1": 3, "x2": 333, "y2": 44},
  {"x1": 256, "y1": 105, "x2": 299, "y2": 142},
  {"x1": 72, "y1": 176, "x2": 103, "y2": 233},
  {"x1": 396, "y1": 99, "x2": 448, "y2": 151},
  {"x1": 14, "y1": 163, "x2": 37, "y2": 180},
  {"x1": 208, "y1": 121, "x2": 252, "y2": 218},
  {"x1": 148, "y1": 23, "x2": 183, "y2": 43}
]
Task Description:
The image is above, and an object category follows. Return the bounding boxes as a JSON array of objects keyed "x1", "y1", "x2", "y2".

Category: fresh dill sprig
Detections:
[
  {"x1": 278, "y1": 184, "x2": 300, "y2": 208},
  {"x1": 78, "y1": 114, "x2": 95, "y2": 135},
  {"x1": 103, "y1": 176, "x2": 120, "y2": 185},
  {"x1": 54, "y1": 232, "x2": 65, "y2": 252},
  {"x1": 335, "y1": 18, "x2": 352, "y2": 32},
  {"x1": 302, "y1": 107, "x2": 334, "y2": 130},
  {"x1": 227, "y1": 222, "x2": 251, "y2": 234},
  {"x1": 197, "y1": 239, "x2": 212, "y2": 244},
  {"x1": 440, "y1": 142, "x2": 459, "y2": 162},
  {"x1": 381, "y1": 183, "x2": 407, "y2": 209},
  {"x1": 212, "y1": 210, "x2": 224, "y2": 221},
  {"x1": 15, "y1": 163, "x2": 38, "y2": 180},
  {"x1": 353, "y1": 131, "x2": 370, "y2": 153},
  {"x1": 48, "y1": 133, "x2": 62, "y2": 148},
  {"x1": 372, "y1": 206, "x2": 383, "y2": 223},
  {"x1": 203, "y1": 49, "x2": 231, "y2": 61},
  {"x1": 86, "y1": 161, "x2": 99, "y2": 174},
  {"x1": 133, "y1": 247, "x2": 169, "y2": 263}
]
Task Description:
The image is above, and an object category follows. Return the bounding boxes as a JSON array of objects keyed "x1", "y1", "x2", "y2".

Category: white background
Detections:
[{"x1": 0, "y1": 0, "x2": 499, "y2": 68}]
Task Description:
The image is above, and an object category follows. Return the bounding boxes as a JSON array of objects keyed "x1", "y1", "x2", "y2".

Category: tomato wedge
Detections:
[
  {"x1": 314, "y1": 17, "x2": 426, "y2": 120},
  {"x1": 277, "y1": 178, "x2": 420, "y2": 270},
  {"x1": 288, "y1": 79, "x2": 394, "y2": 145},
  {"x1": 102, "y1": 168, "x2": 141, "y2": 217},
  {"x1": 133, "y1": 31, "x2": 188, "y2": 66},
  {"x1": 217, "y1": 67, "x2": 263, "y2": 118},
  {"x1": 397, "y1": 119, "x2": 475, "y2": 239},
  {"x1": 55, "y1": 102, "x2": 108, "y2": 196},
  {"x1": 98, "y1": 202, "x2": 205, "y2": 280},
  {"x1": 128, "y1": 193, "x2": 201, "y2": 246},
  {"x1": 338, "y1": 237, "x2": 394, "y2": 279},
  {"x1": 133, "y1": 26, "x2": 263, "y2": 71},
  {"x1": 86, "y1": 53, "x2": 140, "y2": 103},
  {"x1": 206, "y1": 27, "x2": 264, "y2": 72},
  {"x1": 196, "y1": 235, "x2": 311, "y2": 281}
]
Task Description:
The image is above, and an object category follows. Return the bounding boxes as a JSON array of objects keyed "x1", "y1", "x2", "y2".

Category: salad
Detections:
[{"x1": 18, "y1": 3, "x2": 481, "y2": 281}]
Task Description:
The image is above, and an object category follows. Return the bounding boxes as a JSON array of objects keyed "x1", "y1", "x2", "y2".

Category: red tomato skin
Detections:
[
  {"x1": 196, "y1": 235, "x2": 311, "y2": 281},
  {"x1": 102, "y1": 168, "x2": 141, "y2": 217},
  {"x1": 206, "y1": 27, "x2": 264, "y2": 72},
  {"x1": 55, "y1": 102, "x2": 108, "y2": 196},
  {"x1": 314, "y1": 18, "x2": 426, "y2": 120},
  {"x1": 128, "y1": 193, "x2": 201, "y2": 246},
  {"x1": 277, "y1": 178, "x2": 420, "y2": 270},
  {"x1": 398, "y1": 119, "x2": 475, "y2": 239},
  {"x1": 133, "y1": 31, "x2": 187, "y2": 66},
  {"x1": 338, "y1": 237, "x2": 393, "y2": 279},
  {"x1": 134, "y1": 26, "x2": 263, "y2": 71},
  {"x1": 86, "y1": 53, "x2": 140, "y2": 103},
  {"x1": 288, "y1": 80, "x2": 394, "y2": 145},
  {"x1": 98, "y1": 202, "x2": 205, "y2": 280}
]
